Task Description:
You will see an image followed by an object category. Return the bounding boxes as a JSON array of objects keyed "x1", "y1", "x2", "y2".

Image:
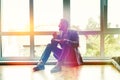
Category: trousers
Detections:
[{"x1": 39, "y1": 42, "x2": 63, "y2": 65}]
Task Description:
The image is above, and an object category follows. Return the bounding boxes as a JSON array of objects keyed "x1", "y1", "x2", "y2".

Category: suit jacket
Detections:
[{"x1": 57, "y1": 29, "x2": 83, "y2": 66}]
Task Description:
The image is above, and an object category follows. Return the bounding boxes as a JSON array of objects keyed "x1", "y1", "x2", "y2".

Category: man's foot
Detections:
[
  {"x1": 33, "y1": 65, "x2": 45, "y2": 72},
  {"x1": 50, "y1": 66, "x2": 61, "y2": 73}
]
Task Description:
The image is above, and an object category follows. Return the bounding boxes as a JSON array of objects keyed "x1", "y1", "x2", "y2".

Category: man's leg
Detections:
[
  {"x1": 50, "y1": 48, "x2": 63, "y2": 73},
  {"x1": 33, "y1": 43, "x2": 54, "y2": 71},
  {"x1": 50, "y1": 45, "x2": 72, "y2": 73}
]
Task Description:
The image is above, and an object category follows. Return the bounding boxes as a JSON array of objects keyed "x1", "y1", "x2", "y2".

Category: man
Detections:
[{"x1": 33, "y1": 19, "x2": 83, "y2": 73}]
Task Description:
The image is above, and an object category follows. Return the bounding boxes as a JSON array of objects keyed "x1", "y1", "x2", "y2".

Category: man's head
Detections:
[{"x1": 58, "y1": 19, "x2": 69, "y2": 32}]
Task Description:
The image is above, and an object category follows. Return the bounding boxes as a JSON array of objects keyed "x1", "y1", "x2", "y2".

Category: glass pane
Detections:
[
  {"x1": 79, "y1": 35, "x2": 100, "y2": 57},
  {"x1": 108, "y1": 0, "x2": 120, "y2": 28},
  {"x1": 70, "y1": 0, "x2": 100, "y2": 31},
  {"x1": 1, "y1": 0, "x2": 30, "y2": 32},
  {"x1": 104, "y1": 34, "x2": 120, "y2": 57},
  {"x1": 2, "y1": 36, "x2": 30, "y2": 57},
  {"x1": 34, "y1": 0, "x2": 63, "y2": 31},
  {"x1": 34, "y1": 35, "x2": 56, "y2": 60}
]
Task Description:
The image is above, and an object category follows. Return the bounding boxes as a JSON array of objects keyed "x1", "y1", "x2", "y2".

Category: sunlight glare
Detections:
[{"x1": 1, "y1": 0, "x2": 29, "y2": 32}]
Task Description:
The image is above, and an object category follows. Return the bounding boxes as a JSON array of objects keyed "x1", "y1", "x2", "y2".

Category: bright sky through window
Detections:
[
  {"x1": 34, "y1": 0, "x2": 63, "y2": 31},
  {"x1": 1, "y1": 0, "x2": 29, "y2": 32},
  {"x1": 108, "y1": 0, "x2": 120, "y2": 28},
  {"x1": 71, "y1": 0, "x2": 100, "y2": 31}
]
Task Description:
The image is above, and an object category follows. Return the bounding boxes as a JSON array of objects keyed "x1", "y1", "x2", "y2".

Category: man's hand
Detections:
[
  {"x1": 51, "y1": 38, "x2": 60, "y2": 44},
  {"x1": 52, "y1": 32, "x2": 57, "y2": 39},
  {"x1": 59, "y1": 39, "x2": 70, "y2": 44}
]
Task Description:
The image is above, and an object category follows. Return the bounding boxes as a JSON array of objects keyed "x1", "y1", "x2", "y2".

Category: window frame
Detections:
[{"x1": 0, "y1": 0, "x2": 119, "y2": 61}]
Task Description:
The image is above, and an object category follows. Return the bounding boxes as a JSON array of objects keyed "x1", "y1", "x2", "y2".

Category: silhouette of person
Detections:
[{"x1": 33, "y1": 19, "x2": 83, "y2": 73}]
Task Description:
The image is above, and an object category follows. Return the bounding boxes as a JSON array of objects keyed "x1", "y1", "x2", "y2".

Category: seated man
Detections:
[{"x1": 33, "y1": 19, "x2": 83, "y2": 73}]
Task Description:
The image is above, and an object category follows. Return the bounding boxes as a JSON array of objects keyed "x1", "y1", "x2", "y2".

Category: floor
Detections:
[{"x1": 0, "y1": 64, "x2": 120, "y2": 80}]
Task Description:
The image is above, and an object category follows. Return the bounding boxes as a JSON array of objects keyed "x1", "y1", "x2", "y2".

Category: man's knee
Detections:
[
  {"x1": 46, "y1": 43, "x2": 52, "y2": 48},
  {"x1": 46, "y1": 43, "x2": 55, "y2": 50}
]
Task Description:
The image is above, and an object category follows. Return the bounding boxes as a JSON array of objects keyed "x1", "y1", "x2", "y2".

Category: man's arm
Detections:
[{"x1": 68, "y1": 30, "x2": 79, "y2": 48}]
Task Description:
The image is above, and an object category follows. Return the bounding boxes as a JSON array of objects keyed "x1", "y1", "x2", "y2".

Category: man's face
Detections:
[{"x1": 58, "y1": 19, "x2": 68, "y2": 32}]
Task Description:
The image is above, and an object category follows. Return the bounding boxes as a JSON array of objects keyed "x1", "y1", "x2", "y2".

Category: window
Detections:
[
  {"x1": 2, "y1": 36, "x2": 30, "y2": 57},
  {"x1": 108, "y1": 0, "x2": 120, "y2": 28},
  {"x1": 34, "y1": 35, "x2": 52, "y2": 58},
  {"x1": 1, "y1": 0, "x2": 120, "y2": 61},
  {"x1": 70, "y1": 0, "x2": 100, "y2": 31},
  {"x1": 1, "y1": 0, "x2": 30, "y2": 32},
  {"x1": 71, "y1": 0, "x2": 101, "y2": 58},
  {"x1": 79, "y1": 35, "x2": 100, "y2": 57},
  {"x1": 34, "y1": 0, "x2": 63, "y2": 31},
  {"x1": 104, "y1": 34, "x2": 120, "y2": 57}
]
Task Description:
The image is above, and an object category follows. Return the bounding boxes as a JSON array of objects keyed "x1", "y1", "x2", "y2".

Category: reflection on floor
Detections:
[{"x1": 0, "y1": 65, "x2": 120, "y2": 80}]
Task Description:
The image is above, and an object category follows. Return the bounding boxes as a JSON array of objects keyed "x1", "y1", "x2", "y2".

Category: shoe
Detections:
[
  {"x1": 33, "y1": 65, "x2": 45, "y2": 72},
  {"x1": 50, "y1": 66, "x2": 61, "y2": 73}
]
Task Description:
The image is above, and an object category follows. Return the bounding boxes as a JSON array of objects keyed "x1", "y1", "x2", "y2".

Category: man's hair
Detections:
[{"x1": 60, "y1": 18, "x2": 69, "y2": 28}]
